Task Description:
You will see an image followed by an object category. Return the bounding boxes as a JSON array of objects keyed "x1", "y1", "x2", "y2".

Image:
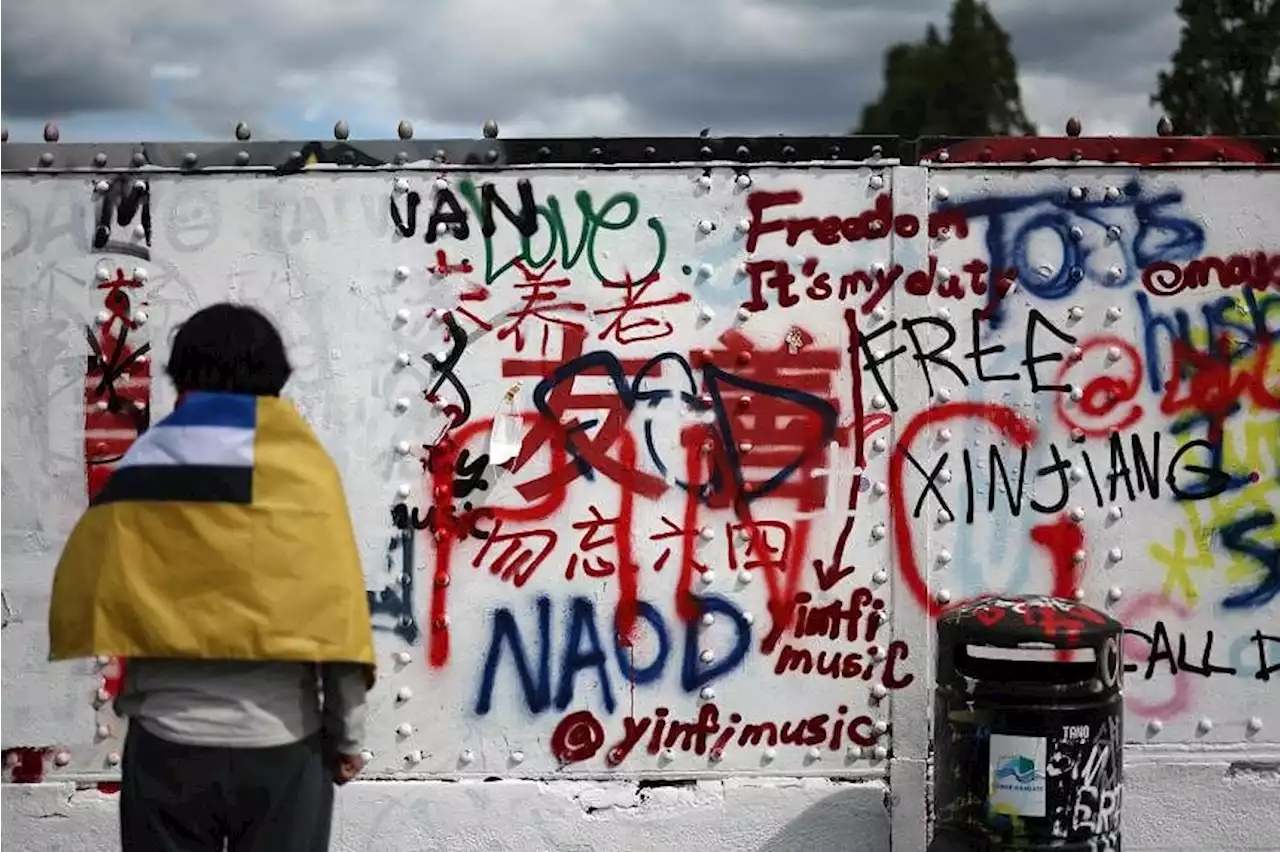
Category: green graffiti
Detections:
[{"x1": 460, "y1": 181, "x2": 666, "y2": 285}]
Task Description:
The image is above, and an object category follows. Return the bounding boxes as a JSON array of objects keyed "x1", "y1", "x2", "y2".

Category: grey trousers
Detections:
[{"x1": 120, "y1": 723, "x2": 334, "y2": 852}]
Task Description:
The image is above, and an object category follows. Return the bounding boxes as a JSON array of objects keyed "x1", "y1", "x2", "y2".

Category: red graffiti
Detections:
[
  {"x1": 1142, "y1": 250, "x2": 1280, "y2": 296},
  {"x1": 428, "y1": 249, "x2": 474, "y2": 276},
  {"x1": 593, "y1": 270, "x2": 691, "y2": 345},
  {"x1": 496, "y1": 259, "x2": 586, "y2": 355},
  {"x1": 744, "y1": 190, "x2": 969, "y2": 254},
  {"x1": 85, "y1": 269, "x2": 148, "y2": 706},
  {"x1": 85, "y1": 268, "x2": 151, "y2": 499},
  {"x1": 433, "y1": 323, "x2": 847, "y2": 665},
  {"x1": 741, "y1": 255, "x2": 1014, "y2": 316},
  {"x1": 774, "y1": 638, "x2": 914, "y2": 688},
  {"x1": 1030, "y1": 514, "x2": 1086, "y2": 602},
  {"x1": 696, "y1": 328, "x2": 845, "y2": 510},
  {"x1": 503, "y1": 328, "x2": 668, "y2": 504},
  {"x1": 451, "y1": 283, "x2": 494, "y2": 332},
  {"x1": 787, "y1": 587, "x2": 881, "y2": 642},
  {"x1": 603, "y1": 702, "x2": 885, "y2": 765},
  {"x1": 772, "y1": 586, "x2": 916, "y2": 686},
  {"x1": 1029, "y1": 516, "x2": 1090, "y2": 657},
  {"x1": 965, "y1": 596, "x2": 1109, "y2": 646},
  {"x1": 891, "y1": 403, "x2": 1038, "y2": 617},
  {"x1": 675, "y1": 434, "x2": 707, "y2": 624},
  {"x1": 614, "y1": 438, "x2": 639, "y2": 640},
  {"x1": 551, "y1": 709, "x2": 606, "y2": 764},
  {"x1": 2, "y1": 748, "x2": 52, "y2": 783},
  {"x1": 814, "y1": 310, "x2": 892, "y2": 592},
  {"x1": 922, "y1": 136, "x2": 1271, "y2": 166},
  {"x1": 676, "y1": 330, "x2": 845, "y2": 650},
  {"x1": 99, "y1": 656, "x2": 127, "y2": 702},
  {"x1": 1053, "y1": 335, "x2": 1145, "y2": 439},
  {"x1": 1160, "y1": 338, "x2": 1279, "y2": 432},
  {"x1": 427, "y1": 437, "x2": 457, "y2": 669},
  {"x1": 426, "y1": 406, "x2": 644, "y2": 667},
  {"x1": 727, "y1": 521, "x2": 793, "y2": 576},
  {"x1": 649, "y1": 515, "x2": 709, "y2": 576},
  {"x1": 471, "y1": 519, "x2": 557, "y2": 587},
  {"x1": 424, "y1": 413, "x2": 570, "y2": 668},
  {"x1": 564, "y1": 506, "x2": 622, "y2": 579}
]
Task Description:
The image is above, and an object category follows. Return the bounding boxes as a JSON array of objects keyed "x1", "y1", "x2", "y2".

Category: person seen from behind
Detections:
[{"x1": 48, "y1": 303, "x2": 376, "y2": 852}]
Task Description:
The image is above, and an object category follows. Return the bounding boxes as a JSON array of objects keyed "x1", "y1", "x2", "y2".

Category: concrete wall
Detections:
[{"x1": 3, "y1": 137, "x2": 1278, "y2": 850}]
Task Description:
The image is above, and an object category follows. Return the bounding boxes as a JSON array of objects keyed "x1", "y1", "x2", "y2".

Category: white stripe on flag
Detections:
[{"x1": 117, "y1": 425, "x2": 256, "y2": 469}]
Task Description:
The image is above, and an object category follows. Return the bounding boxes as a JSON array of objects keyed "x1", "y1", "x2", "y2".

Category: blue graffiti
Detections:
[
  {"x1": 953, "y1": 181, "x2": 1205, "y2": 326},
  {"x1": 1135, "y1": 289, "x2": 1280, "y2": 395},
  {"x1": 1136, "y1": 289, "x2": 1279, "y2": 499},
  {"x1": 368, "y1": 530, "x2": 419, "y2": 644},
  {"x1": 1135, "y1": 288, "x2": 1279, "y2": 608},
  {"x1": 473, "y1": 593, "x2": 751, "y2": 716},
  {"x1": 532, "y1": 350, "x2": 837, "y2": 506},
  {"x1": 1219, "y1": 510, "x2": 1280, "y2": 610}
]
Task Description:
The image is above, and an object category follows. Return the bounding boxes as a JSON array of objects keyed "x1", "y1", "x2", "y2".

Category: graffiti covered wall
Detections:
[{"x1": 2, "y1": 136, "x2": 1277, "y2": 851}]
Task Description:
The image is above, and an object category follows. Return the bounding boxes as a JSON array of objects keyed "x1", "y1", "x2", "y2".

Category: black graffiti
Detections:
[
  {"x1": 92, "y1": 176, "x2": 151, "y2": 260},
  {"x1": 390, "y1": 501, "x2": 493, "y2": 541},
  {"x1": 390, "y1": 179, "x2": 537, "y2": 243},
  {"x1": 273, "y1": 140, "x2": 388, "y2": 176},
  {"x1": 859, "y1": 308, "x2": 1076, "y2": 411},
  {"x1": 906, "y1": 431, "x2": 1231, "y2": 524},
  {"x1": 367, "y1": 530, "x2": 419, "y2": 644},
  {"x1": 1124, "y1": 622, "x2": 1279, "y2": 682},
  {"x1": 453, "y1": 449, "x2": 490, "y2": 500},
  {"x1": 1124, "y1": 622, "x2": 1235, "y2": 679},
  {"x1": 1256, "y1": 631, "x2": 1280, "y2": 681},
  {"x1": 392, "y1": 445, "x2": 496, "y2": 540},
  {"x1": 423, "y1": 312, "x2": 473, "y2": 427},
  {"x1": 903, "y1": 448, "x2": 953, "y2": 521},
  {"x1": 84, "y1": 324, "x2": 151, "y2": 438}
]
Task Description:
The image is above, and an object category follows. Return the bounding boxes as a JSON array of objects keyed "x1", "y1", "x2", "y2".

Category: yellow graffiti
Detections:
[
  {"x1": 1150, "y1": 528, "x2": 1216, "y2": 606},
  {"x1": 1151, "y1": 475, "x2": 1278, "y2": 606},
  {"x1": 1150, "y1": 411, "x2": 1279, "y2": 608}
]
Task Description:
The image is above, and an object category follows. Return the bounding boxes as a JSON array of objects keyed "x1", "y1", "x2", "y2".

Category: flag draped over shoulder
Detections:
[{"x1": 49, "y1": 392, "x2": 375, "y2": 687}]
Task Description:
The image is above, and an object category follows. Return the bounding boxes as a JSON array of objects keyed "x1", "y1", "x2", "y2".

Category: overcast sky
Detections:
[{"x1": 1, "y1": 0, "x2": 1180, "y2": 143}]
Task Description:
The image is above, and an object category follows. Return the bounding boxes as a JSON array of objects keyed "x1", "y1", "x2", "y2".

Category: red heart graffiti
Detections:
[{"x1": 973, "y1": 607, "x2": 1005, "y2": 628}]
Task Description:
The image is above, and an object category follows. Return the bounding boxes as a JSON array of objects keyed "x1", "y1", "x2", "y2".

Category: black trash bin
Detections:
[{"x1": 931, "y1": 594, "x2": 1124, "y2": 852}]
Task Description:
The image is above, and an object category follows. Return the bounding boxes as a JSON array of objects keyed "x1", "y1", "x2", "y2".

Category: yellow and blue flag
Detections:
[{"x1": 49, "y1": 392, "x2": 375, "y2": 685}]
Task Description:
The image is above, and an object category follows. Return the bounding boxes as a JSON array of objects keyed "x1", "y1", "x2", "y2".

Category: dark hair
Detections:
[{"x1": 166, "y1": 303, "x2": 292, "y2": 396}]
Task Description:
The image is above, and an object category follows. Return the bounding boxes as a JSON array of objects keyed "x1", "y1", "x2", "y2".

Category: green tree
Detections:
[
  {"x1": 1152, "y1": 0, "x2": 1280, "y2": 135},
  {"x1": 856, "y1": 0, "x2": 1036, "y2": 137}
]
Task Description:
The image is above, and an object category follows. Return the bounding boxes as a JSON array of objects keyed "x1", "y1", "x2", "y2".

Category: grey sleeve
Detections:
[{"x1": 320, "y1": 663, "x2": 369, "y2": 755}]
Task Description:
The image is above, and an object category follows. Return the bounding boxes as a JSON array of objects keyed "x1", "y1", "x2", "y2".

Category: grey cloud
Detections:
[
  {"x1": 1, "y1": 0, "x2": 1181, "y2": 138},
  {"x1": 388, "y1": 1, "x2": 940, "y2": 135},
  {"x1": 996, "y1": 0, "x2": 1179, "y2": 86},
  {"x1": 398, "y1": 57, "x2": 885, "y2": 136},
  {"x1": 0, "y1": 63, "x2": 150, "y2": 117},
  {"x1": 0, "y1": 0, "x2": 157, "y2": 116}
]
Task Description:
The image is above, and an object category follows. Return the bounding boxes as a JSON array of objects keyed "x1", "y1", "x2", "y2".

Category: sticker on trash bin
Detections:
[{"x1": 988, "y1": 734, "x2": 1047, "y2": 817}]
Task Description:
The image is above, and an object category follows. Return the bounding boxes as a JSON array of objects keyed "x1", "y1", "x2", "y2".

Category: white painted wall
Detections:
[{"x1": 2, "y1": 159, "x2": 1277, "y2": 850}]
